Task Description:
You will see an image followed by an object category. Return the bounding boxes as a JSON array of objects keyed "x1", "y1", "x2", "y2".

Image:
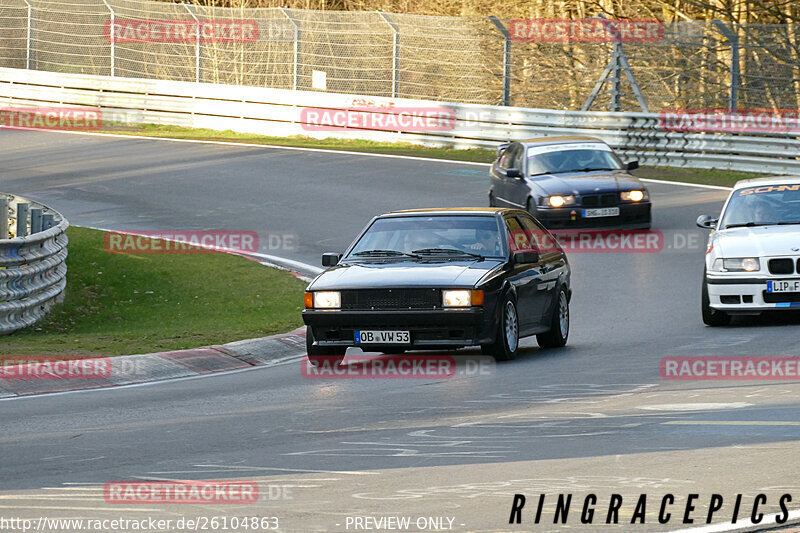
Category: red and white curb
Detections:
[{"x1": 0, "y1": 327, "x2": 308, "y2": 398}]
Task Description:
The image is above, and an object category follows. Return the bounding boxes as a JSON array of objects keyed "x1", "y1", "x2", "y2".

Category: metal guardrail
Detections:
[
  {"x1": 0, "y1": 67, "x2": 799, "y2": 174},
  {"x1": 0, "y1": 193, "x2": 68, "y2": 335}
]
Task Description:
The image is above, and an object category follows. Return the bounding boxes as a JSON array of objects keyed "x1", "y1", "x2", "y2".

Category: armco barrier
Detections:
[
  {"x1": 0, "y1": 194, "x2": 68, "y2": 335},
  {"x1": 0, "y1": 67, "x2": 799, "y2": 174}
]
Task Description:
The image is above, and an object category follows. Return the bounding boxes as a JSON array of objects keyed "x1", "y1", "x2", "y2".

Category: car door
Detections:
[
  {"x1": 504, "y1": 215, "x2": 546, "y2": 332},
  {"x1": 492, "y1": 143, "x2": 525, "y2": 208},
  {"x1": 506, "y1": 144, "x2": 530, "y2": 209},
  {"x1": 517, "y1": 213, "x2": 567, "y2": 324}
]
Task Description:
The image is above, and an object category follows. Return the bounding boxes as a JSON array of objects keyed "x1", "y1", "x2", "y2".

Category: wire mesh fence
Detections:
[{"x1": 1, "y1": 0, "x2": 799, "y2": 112}]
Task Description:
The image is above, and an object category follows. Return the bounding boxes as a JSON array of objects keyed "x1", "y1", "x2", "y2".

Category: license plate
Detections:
[
  {"x1": 767, "y1": 280, "x2": 800, "y2": 293},
  {"x1": 583, "y1": 207, "x2": 620, "y2": 218},
  {"x1": 354, "y1": 330, "x2": 410, "y2": 344}
]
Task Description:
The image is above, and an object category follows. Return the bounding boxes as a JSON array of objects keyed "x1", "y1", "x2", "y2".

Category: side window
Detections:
[
  {"x1": 517, "y1": 215, "x2": 561, "y2": 254},
  {"x1": 513, "y1": 146, "x2": 525, "y2": 174},
  {"x1": 499, "y1": 144, "x2": 519, "y2": 170},
  {"x1": 504, "y1": 217, "x2": 524, "y2": 251}
]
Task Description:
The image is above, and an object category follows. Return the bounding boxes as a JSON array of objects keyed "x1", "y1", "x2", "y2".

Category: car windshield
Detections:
[
  {"x1": 347, "y1": 215, "x2": 504, "y2": 259},
  {"x1": 527, "y1": 148, "x2": 623, "y2": 176},
  {"x1": 720, "y1": 184, "x2": 800, "y2": 229}
]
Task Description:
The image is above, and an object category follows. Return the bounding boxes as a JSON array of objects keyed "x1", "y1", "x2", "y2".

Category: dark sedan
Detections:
[
  {"x1": 489, "y1": 136, "x2": 651, "y2": 229},
  {"x1": 302, "y1": 208, "x2": 571, "y2": 366}
]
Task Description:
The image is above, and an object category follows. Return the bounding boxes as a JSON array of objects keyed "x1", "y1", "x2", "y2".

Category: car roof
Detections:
[
  {"x1": 733, "y1": 176, "x2": 800, "y2": 190},
  {"x1": 517, "y1": 135, "x2": 606, "y2": 148},
  {"x1": 384, "y1": 207, "x2": 521, "y2": 217}
]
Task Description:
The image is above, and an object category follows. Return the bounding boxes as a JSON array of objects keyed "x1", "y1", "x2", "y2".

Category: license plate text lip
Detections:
[
  {"x1": 354, "y1": 329, "x2": 411, "y2": 344},
  {"x1": 767, "y1": 279, "x2": 800, "y2": 293},
  {"x1": 583, "y1": 207, "x2": 620, "y2": 218}
]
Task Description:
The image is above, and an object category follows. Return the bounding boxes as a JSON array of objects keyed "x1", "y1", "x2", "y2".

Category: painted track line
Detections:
[{"x1": 14, "y1": 128, "x2": 735, "y2": 191}]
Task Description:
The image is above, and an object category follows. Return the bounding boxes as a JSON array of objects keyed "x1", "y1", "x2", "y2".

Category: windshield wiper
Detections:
[
  {"x1": 777, "y1": 221, "x2": 800, "y2": 225},
  {"x1": 528, "y1": 168, "x2": 615, "y2": 177},
  {"x1": 352, "y1": 249, "x2": 418, "y2": 258},
  {"x1": 412, "y1": 248, "x2": 484, "y2": 260},
  {"x1": 724, "y1": 222, "x2": 773, "y2": 229}
]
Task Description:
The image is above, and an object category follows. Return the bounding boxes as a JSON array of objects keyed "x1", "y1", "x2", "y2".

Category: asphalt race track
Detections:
[{"x1": 1, "y1": 130, "x2": 800, "y2": 532}]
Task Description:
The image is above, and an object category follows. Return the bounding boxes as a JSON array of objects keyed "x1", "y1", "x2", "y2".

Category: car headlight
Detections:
[
  {"x1": 546, "y1": 195, "x2": 576, "y2": 207},
  {"x1": 443, "y1": 289, "x2": 483, "y2": 307},
  {"x1": 721, "y1": 258, "x2": 760, "y2": 272},
  {"x1": 621, "y1": 190, "x2": 648, "y2": 202},
  {"x1": 311, "y1": 291, "x2": 341, "y2": 308}
]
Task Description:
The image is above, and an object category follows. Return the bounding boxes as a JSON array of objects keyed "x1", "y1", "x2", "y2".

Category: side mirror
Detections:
[
  {"x1": 506, "y1": 168, "x2": 521, "y2": 179},
  {"x1": 513, "y1": 250, "x2": 540, "y2": 264},
  {"x1": 626, "y1": 160, "x2": 640, "y2": 171},
  {"x1": 322, "y1": 252, "x2": 343, "y2": 267},
  {"x1": 696, "y1": 215, "x2": 717, "y2": 230}
]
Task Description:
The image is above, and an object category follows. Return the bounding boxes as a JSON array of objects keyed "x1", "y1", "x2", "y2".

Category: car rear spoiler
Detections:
[{"x1": 496, "y1": 142, "x2": 511, "y2": 158}]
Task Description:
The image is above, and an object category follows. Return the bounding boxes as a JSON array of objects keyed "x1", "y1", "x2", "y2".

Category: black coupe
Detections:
[{"x1": 302, "y1": 208, "x2": 571, "y2": 366}]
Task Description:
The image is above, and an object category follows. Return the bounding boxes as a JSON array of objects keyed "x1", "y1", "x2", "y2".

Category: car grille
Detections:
[
  {"x1": 340, "y1": 289, "x2": 441, "y2": 310},
  {"x1": 581, "y1": 193, "x2": 618, "y2": 207},
  {"x1": 768, "y1": 258, "x2": 795, "y2": 275}
]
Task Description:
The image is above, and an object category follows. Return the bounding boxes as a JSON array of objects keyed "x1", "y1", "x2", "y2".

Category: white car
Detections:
[{"x1": 697, "y1": 176, "x2": 800, "y2": 326}]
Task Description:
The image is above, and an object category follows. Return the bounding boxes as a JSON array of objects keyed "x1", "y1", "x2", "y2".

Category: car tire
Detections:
[
  {"x1": 306, "y1": 327, "x2": 346, "y2": 366},
  {"x1": 537, "y1": 286, "x2": 570, "y2": 348},
  {"x1": 489, "y1": 191, "x2": 496, "y2": 207},
  {"x1": 702, "y1": 276, "x2": 730, "y2": 327},
  {"x1": 482, "y1": 294, "x2": 519, "y2": 361}
]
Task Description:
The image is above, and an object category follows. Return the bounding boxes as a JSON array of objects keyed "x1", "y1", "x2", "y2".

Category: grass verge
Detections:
[
  {"x1": 0, "y1": 227, "x2": 307, "y2": 356},
  {"x1": 98, "y1": 123, "x2": 763, "y2": 187}
]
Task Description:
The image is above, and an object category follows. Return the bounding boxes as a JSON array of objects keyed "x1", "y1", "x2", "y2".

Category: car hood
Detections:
[
  {"x1": 714, "y1": 225, "x2": 800, "y2": 257},
  {"x1": 526, "y1": 170, "x2": 644, "y2": 196},
  {"x1": 308, "y1": 259, "x2": 504, "y2": 290}
]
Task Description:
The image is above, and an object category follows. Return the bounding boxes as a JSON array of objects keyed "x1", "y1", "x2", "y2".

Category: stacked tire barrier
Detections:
[{"x1": 0, "y1": 194, "x2": 68, "y2": 335}]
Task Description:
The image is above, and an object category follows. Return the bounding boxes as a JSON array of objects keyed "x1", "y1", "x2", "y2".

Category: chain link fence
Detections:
[{"x1": 1, "y1": 0, "x2": 799, "y2": 111}]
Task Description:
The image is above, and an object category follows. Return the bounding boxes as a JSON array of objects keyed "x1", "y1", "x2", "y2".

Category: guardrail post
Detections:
[
  {"x1": 712, "y1": 20, "x2": 739, "y2": 111},
  {"x1": 16, "y1": 202, "x2": 29, "y2": 237},
  {"x1": 42, "y1": 213, "x2": 54, "y2": 230},
  {"x1": 30, "y1": 208, "x2": 42, "y2": 234},
  {"x1": 378, "y1": 11, "x2": 400, "y2": 98},
  {"x1": 185, "y1": 4, "x2": 201, "y2": 83},
  {"x1": 488, "y1": 16, "x2": 511, "y2": 106},
  {"x1": 280, "y1": 8, "x2": 300, "y2": 91},
  {"x1": 23, "y1": 0, "x2": 32, "y2": 69},
  {"x1": 0, "y1": 197, "x2": 7, "y2": 239},
  {"x1": 102, "y1": 0, "x2": 115, "y2": 76}
]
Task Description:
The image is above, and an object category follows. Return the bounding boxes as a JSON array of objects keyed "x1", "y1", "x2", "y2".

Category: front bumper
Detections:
[
  {"x1": 536, "y1": 202, "x2": 651, "y2": 229},
  {"x1": 706, "y1": 275, "x2": 800, "y2": 312},
  {"x1": 302, "y1": 308, "x2": 493, "y2": 348}
]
